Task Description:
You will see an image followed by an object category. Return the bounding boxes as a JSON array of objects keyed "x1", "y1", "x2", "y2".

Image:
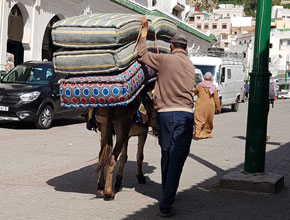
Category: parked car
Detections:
[
  {"x1": 0, "y1": 61, "x2": 88, "y2": 129},
  {"x1": 277, "y1": 90, "x2": 290, "y2": 99}
]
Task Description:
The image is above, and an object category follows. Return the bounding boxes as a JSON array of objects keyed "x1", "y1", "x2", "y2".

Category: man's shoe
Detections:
[{"x1": 159, "y1": 207, "x2": 176, "y2": 218}]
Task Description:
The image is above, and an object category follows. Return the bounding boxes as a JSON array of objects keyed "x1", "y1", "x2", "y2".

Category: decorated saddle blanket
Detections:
[
  {"x1": 52, "y1": 13, "x2": 177, "y2": 49},
  {"x1": 58, "y1": 61, "x2": 156, "y2": 108},
  {"x1": 53, "y1": 40, "x2": 170, "y2": 75}
]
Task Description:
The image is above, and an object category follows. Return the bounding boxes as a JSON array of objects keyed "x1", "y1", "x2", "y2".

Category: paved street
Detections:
[{"x1": 1, "y1": 100, "x2": 290, "y2": 220}]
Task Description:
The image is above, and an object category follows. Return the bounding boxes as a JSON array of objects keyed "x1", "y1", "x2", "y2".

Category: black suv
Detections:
[{"x1": 0, "y1": 61, "x2": 87, "y2": 129}]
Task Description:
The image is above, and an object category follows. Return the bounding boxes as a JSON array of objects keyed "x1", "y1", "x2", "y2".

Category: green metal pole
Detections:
[{"x1": 244, "y1": 0, "x2": 272, "y2": 173}]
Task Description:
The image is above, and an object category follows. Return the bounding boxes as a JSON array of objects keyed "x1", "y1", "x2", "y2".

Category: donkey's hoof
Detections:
[
  {"x1": 96, "y1": 190, "x2": 104, "y2": 198},
  {"x1": 115, "y1": 182, "x2": 123, "y2": 192},
  {"x1": 103, "y1": 193, "x2": 115, "y2": 201},
  {"x1": 137, "y1": 175, "x2": 146, "y2": 184}
]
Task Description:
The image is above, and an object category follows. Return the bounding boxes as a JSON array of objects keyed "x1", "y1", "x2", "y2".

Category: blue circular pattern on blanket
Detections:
[
  {"x1": 122, "y1": 87, "x2": 127, "y2": 94},
  {"x1": 93, "y1": 88, "x2": 99, "y2": 95},
  {"x1": 65, "y1": 89, "x2": 71, "y2": 96},
  {"x1": 83, "y1": 88, "x2": 89, "y2": 96},
  {"x1": 74, "y1": 89, "x2": 80, "y2": 96},
  {"x1": 102, "y1": 88, "x2": 109, "y2": 96},
  {"x1": 113, "y1": 87, "x2": 120, "y2": 95}
]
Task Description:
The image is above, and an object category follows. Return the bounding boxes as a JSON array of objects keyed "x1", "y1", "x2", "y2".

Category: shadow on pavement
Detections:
[
  {"x1": 46, "y1": 139, "x2": 290, "y2": 219},
  {"x1": 234, "y1": 135, "x2": 281, "y2": 146},
  {"x1": 0, "y1": 116, "x2": 86, "y2": 130},
  {"x1": 121, "y1": 141, "x2": 290, "y2": 220},
  {"x1": 46, "y1": 161, "x2": 156, "y2": 196}
]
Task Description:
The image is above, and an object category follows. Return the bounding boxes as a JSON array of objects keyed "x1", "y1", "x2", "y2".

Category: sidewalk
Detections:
[
  {"x1": 122, "y1": 100, "x2": 290, "y2": 220},
  {"x1": 0, "y1": 100, "x2": 290, "y2": 220}
]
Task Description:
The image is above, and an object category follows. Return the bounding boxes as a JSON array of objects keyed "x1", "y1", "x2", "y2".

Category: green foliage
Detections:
[
  {"x1": 284, "y1": 4, "x2": 290, "y2": 9},
  {"x1": 243, "y1": 0, "x2": 257, "y2": 17}
]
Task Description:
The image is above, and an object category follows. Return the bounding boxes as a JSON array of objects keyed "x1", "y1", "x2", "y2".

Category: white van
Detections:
[{"x1": 190, "y1": 56, "x2": 245, "y2": 112}]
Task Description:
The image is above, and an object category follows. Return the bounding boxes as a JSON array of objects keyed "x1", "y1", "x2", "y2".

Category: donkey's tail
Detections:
[{"x1": 96, "y1": 143, "x2": 113, "y2": 171}]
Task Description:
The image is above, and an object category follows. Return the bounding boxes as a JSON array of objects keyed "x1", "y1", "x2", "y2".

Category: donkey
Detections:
[
  {"x1": 114, "y1": 89, "x2": 156, "y2": 192},
  {"x1": 91, "y1": 84, "x2": 155, "y2": 200}
]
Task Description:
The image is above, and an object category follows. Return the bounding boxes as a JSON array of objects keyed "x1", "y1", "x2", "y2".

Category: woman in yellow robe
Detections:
[{"x1": 193, "y1": 72, "x2": 221, "y2": 139}]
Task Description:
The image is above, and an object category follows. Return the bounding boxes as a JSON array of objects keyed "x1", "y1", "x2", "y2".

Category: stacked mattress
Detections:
[{"x1": 52, "y1": 13, "x2": 177, "y2": 107}]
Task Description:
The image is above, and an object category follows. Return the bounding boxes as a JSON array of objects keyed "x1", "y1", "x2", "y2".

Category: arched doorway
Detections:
[
  {"x1": 42, "y1": 15, "x2": 61, "y2": 61},
  {"x1": 7, "y1": 4, "x2": 24, "y2": 66}
]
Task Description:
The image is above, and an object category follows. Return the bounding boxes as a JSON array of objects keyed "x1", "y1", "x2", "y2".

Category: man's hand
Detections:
[{"x1": 139, "y1": 17, "x2": 148, "y2": 38}]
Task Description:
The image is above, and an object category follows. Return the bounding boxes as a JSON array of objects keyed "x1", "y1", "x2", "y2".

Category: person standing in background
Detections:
[
  {"x1": 193, "y1": 72, "x2": 221, "y2": 139},
  {"x1": 244, "y1": 80, "x2": 249, "y2": 100}
]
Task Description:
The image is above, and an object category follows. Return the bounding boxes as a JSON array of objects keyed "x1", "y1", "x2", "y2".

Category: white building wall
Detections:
[
  {"x1": 276, "y1": 8, "x2": 290, "y2": 20},
  {"x1": 270, "y1": 29, "x2": 290, "y2": 76},
  {"x1": 0, "y1": 1, "x2": 9, "y2": 69}
]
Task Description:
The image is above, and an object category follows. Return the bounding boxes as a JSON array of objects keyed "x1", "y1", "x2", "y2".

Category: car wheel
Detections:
[
  {"x1": 231, "y1": 98, "x2": 239, "y2": 112},
  {"x1": 35, "y1": 105, "x2": 53, "y2": 129}
]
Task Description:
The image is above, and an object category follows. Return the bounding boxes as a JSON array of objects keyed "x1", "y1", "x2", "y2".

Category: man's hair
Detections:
[{"x1": 172, "y1": 42, "x2": 187, "y2": 50}]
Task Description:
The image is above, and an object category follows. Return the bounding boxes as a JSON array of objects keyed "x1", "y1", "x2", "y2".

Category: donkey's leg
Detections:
[
  {"x1": 104, "y1": 155, "x2": 116, "y2": 201},
  {"x1": 136, "y1": 130, "x2": 148, "y2": 184},
  {"x1": 112, "y1": 119, "x2": 131, "y2": 192},
  {"x1": 96, "y1": 121, "x2": 109, "y2": 198},
  {"x1": 96, "y1": 167, "x2": 105, "y2": 198},
  {"x1": 115, "y1": 138, "x2": 129, "y2": 192}
]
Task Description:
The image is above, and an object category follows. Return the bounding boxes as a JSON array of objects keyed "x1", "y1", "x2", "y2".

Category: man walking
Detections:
[{"x1": 137, "y1": 17, "x2": 195, "y2": 217}]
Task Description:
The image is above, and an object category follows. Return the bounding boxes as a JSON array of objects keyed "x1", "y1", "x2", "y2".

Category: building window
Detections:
[
  {"x1": 282, "y1": 16, "x2": 285, "y2": 18},
  {"x1": 212, "y1": 24, "x2": 217, "y2": 29},
  {"x1": 287, "y1": 16, "x2": 290, "y2": 19},
  {"x1": 227, "y1": 13, "x2": 230, "y2": 17},
  {"x1": 222, "y1": 24, "x2": 227, "y2": 29},
  {"x1": 197, "y1": 24, "x2": 201, "y2": 29},
  {"x1": 189, "y1": 17, "x2": 194, "y2": 22},
  {"x1": 11, "y1": 5, "x2": 22, "y2": 17},
  {"x1": 172, "y1": 8, "x2": 179, "y2": 17},
  {"x1": 204, "y1": 24, "x2": 209, "y2": 29},
  {"x1": 196, "y1": 16, "x2": 200, "y2": 20},
  {"x1": 152, "y1": 0, "x2": 157, "y2": 6},
  {"x1": 222, "y1": 33, "x2": 227, "y2": 39},
  {"x1": 225, "y1": 42, "x2": 229, "y2": 47}
]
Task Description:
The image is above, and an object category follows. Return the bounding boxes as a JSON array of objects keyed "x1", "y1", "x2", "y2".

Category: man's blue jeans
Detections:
[{"x1": 156, "y1": 111, "x2": 193, "y2": 213}]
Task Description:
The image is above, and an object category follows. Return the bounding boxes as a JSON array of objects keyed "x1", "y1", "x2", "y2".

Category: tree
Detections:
[{"x1": 243, "y1": 0, "x2": 257, "y2": 17}]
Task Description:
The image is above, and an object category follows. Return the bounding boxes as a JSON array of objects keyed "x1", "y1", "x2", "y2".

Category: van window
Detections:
[
  {"x1": 227, "y1": 69, "x2": 232, "y2": 80},
  {"x1": 193, "y1": 65, "x2": 216, "y2": 79},
  {"x1": 221, "y1": 67, "x2": 225, "y2": 83}
]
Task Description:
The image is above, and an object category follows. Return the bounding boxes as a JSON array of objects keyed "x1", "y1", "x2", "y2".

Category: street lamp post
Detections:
[{"x1": 244, "y1": 0, "x2": 272, "y2": 173}]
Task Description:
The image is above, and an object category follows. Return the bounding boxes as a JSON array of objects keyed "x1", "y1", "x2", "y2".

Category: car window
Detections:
[{"x1": 2, "y1": 64, "x2": 54, "y2": 85}]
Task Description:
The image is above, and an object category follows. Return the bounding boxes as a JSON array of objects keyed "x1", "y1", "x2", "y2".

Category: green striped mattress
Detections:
[
  {"x1": 52, "y1": 13, "x2": 177, "y2": 49},
  {"x1": 53, "y1": 39, "x2": 170, "y2": 75}
]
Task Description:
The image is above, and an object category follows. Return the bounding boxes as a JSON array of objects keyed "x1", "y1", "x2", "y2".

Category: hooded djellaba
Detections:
[{"x1": 193, "y1": 72, "x2": 221, "y2": 139}]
